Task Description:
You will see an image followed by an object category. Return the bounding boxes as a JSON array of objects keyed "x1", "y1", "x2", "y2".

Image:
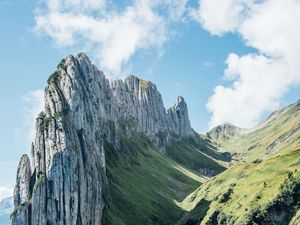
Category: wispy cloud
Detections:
[
  {"x1": 33, "y1": 0, "x2": 188, "y2": 76},
  {"x1": 0, "y1": 186, "x2": 13, "y2": 201},
  {"x1": 21, "y1": 89, "x2": 44, "y2": 146},
  {"x1": 200, "y1": 60, "x2": 215, "y2": 69},
  {"x1": 192, "y1": 0, "x2": 300, "y2": 129}
]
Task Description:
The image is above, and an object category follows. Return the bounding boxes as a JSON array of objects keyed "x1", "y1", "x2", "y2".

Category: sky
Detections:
[{"x1": 0, "y1": 0, "x2": 299, "y2": 196}]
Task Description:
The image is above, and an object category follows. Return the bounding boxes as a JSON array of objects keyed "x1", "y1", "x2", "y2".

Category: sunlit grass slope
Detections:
[
  {"x1": 207, "y1": 100, "x2": 300, "y2": 162},
  {"x1": 166, "y1": 140, "x2": 228, "y2": 176},
  {"x1": 103, "y1": 133, "x2": 205, "y2": 225},
  {"x1": 177, "y1": 100, "x2": 300, "y2": 225}
]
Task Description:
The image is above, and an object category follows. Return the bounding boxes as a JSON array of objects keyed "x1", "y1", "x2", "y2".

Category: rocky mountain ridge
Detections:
[
  {"x1": 206, "y1": 123, "x2": 247, "y2": 144},
  {"x1": 11, "y1": 53, "x2": 196, "y2": 225}
]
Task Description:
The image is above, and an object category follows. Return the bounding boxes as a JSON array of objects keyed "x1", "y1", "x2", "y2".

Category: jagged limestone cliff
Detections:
[{"x1": 11, "y1": 53, "x2": 196, "y2": 225}]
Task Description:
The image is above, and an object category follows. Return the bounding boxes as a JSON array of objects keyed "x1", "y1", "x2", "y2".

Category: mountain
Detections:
[
  {"x1": 0, "y1": 197, "x2": 13, "y2": 225},
  {"x1": 10, "y1": 53, "x2": 225, "y2": 225},
  {"x1": 206, "y1": 123, "x2": 247, "y2": 147},
  {"x1": 177, "y1": 100, "x2": 300, "y2": 224},
  {"x1": 206, "y1": 100, "x2": 300, "y2": 162},
  {"x1": 10, "y1": 52, "x2": 300, "y2": 225}
]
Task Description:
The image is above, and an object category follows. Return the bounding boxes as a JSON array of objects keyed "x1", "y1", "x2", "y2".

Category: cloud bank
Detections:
[
  {"x1": 34, "y1": 0, "x2": 187, "y2": 75},
  {"x1": 193, "y1": 0, "x2": 300, "y2": 129}
]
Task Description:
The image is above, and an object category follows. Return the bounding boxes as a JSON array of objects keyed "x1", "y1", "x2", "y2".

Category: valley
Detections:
[{"x1": 9, "y1": 54, "x2": 300, "y2": 225}]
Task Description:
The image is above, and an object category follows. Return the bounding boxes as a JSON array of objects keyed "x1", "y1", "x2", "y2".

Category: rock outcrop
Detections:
[
  {"x1": 207, "y1": 123, "x2": 246, "y2": 143},
  {"x1": 11, "y1": 53, "x2": 195, "y2": 225},
  {"x1": 11, "y1": 155, "x2": 31, "y2": 225}
]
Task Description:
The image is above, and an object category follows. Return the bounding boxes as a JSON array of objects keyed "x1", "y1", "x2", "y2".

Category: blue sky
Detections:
[{"x1": 0, "y1": 0, "x2": 299, "y2": 191}]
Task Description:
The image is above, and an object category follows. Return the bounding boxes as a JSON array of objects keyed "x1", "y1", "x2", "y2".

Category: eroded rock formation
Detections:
[{"x1": 11, "y1": 53, "x2": 195, "y2": 225}]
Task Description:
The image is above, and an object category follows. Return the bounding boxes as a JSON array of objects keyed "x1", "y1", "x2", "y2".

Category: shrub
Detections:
[{"x1": 218, "y1": 187, "x2": 234, "y2": 203}]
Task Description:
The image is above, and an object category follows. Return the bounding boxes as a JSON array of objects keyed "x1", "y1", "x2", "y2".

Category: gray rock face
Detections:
[
  {"x1": 168, "y1": 96, "x2": 194, "y2": 138},
  {"x1": 11, "y1": 155, "x2": 31, "y2": 225},
  {"x1": 14, "y1": 155, "x2": 31, "y2": 208},
  {"x1": 11, "y1": 53, "x2": 195, "y2": 225}
]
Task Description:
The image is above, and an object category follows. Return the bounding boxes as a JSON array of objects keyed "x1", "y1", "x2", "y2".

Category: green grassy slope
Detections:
[
  {"x1": 103, "y1": 100, "x2": 300, "y2": 225},
  {"x1": 103, "y1": 133, "x2": 206, "y2": 225},
  {"x1": 206, "y1": 123, "x2": 247, "y2": 147},
  {"x1": 178, "y1": 144, "x2": 300, "y2": 224},
  {"x1": 206, "y1": 100, "x2": 300, "y2": 162},
  {"x1": 289, "y1": 209, "x2": 300, "y2": 225},
  {"x1": 166, "y1": 140, "x2": 227, "y2": 176},
  {"x1": 177, "y1": 100, "x2": 300, "y2": 224}
]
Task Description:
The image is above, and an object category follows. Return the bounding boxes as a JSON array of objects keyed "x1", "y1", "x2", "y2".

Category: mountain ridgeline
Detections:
[
  {"x1": 11, "y1": 53, "x2": 226, "y2": 225},
  {"x1": 11, "y1": 53, "x2": 300, "y2": 225},
  {"x1": 179, "y1": 100, "x2": 300, "y2": 224}
]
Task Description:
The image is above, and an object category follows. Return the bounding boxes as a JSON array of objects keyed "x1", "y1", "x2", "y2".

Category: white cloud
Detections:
[
  {"x1": 34, "y1": 0, "x2": 187, "y2": 75},
  {"x1": 22, "y1": 90, "x2": 44, "y2": 144},
  {"x1": 207, "y1": 53, "x2": 289, "y2": 128},
  {"x1": 191, "y1": 0, "x2": 248, "y2": 36},
  {"x1": 0, "y1": 186, "x2": 13, "y2": 201},
  {"x1": 193, "y1": 0, "x2": 300, "y2": 129}
]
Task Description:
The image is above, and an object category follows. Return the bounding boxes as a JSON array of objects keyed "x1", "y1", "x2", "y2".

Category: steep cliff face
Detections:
[
  {"x1": 11, "y1": 53, "x2": 195, "y2": 225},
  {"x1": 167, "y1": 96, "x2": 194, "y2": 138},
  {"x1": 11, "y1": 155, "x2": 32, "y2": 225}
]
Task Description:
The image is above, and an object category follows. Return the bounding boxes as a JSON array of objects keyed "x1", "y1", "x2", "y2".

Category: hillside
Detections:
[
  {"x1": 205, "y1": 100, "x2": 300, "y2": 162},
  {"x1": 177, "y1": 100, "x2": 300, "y2": 224},
  {"x1": 9, "y1": 53, "x2": 300, "y2": 225},
  {"x1": 206, "y1": 123, "x2": 247, "y2": 146},
  {"x1": 103, "y1": 133, "x2": 204, "y2": 225}
]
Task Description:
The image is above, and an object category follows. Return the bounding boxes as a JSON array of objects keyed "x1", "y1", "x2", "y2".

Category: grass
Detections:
[
  {"x1": 178, "y1": 144, "x2": 300, "y2": 224},
  {"x1": 166, "y1": 141, "x2": 226, "y2": 176},
  {"x1": 208, "y1": 100, "x2": 300, "y2": 163},
  {"x1": 139, "y1": 79, "x2": 150, "y2": 89},
  {"x1": 103, "y1": 133, "x2": 205, "y2": 225},
  {"x1": 289, "y1": 209, "x2": 300, "y2": 225}
]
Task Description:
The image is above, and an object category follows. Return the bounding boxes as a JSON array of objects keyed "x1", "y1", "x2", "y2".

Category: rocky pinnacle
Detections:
[{"x1": 11, "y1": 53, "x2": 195, "y2": 225}]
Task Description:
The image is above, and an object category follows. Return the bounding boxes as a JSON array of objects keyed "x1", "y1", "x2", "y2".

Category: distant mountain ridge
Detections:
[
  {"x1": 206, "y1": 123, "x2": 247, "y2": 144},
  {"x1": 206, "y1": 98, "x2": 300, "y2": 162}
]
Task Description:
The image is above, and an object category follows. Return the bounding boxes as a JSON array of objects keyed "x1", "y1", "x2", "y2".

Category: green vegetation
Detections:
[
  {"x1": 207, "y1": 100, "x2": 300, "y2": 163},
  {"x1": 139, "y1": 79, "x2": 150, "y2": 89},
  {"x1": 58, "y1": 58, "x2": 68, "y2": 71},
  {"x1": 103, "y1": 100, "x2": 300, "y2": 224},
  {"x1": 166, "y1": 141, "x2": 226, "y2": 176},
  {"x1": 246, "y1": 170, "x2": 300, "y2": 224},
  {"x1": 37, "y1": 110, "x2": 64, "y2": 133},
  {"x1": 217, "y1": 187, "x2": 233, "y2": 204},
  {"x1": 175, "y1": 101, "x2": 300, "y2": 224},
  {"x1": 178, "y1": 144, "x2": 300, "y2": 224},
  {"x1": 103, "y1": 133, "x2": 205, "y2": 225},
  {"x1": 54, "y1": 111, "x2": 63, "y2": 118},
  {"x1": 47, "y1": 71, "x2": 62, "y2": 85},
  {"x1": 37, "y1": 112, "x2": 52, "y2": 132}
]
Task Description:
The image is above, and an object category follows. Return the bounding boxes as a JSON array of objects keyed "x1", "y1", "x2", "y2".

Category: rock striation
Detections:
[{"x1": 11, "y1": 53, "x2": 195, "y2": 225}]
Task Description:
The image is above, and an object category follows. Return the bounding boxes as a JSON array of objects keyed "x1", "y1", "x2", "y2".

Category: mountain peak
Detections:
[
  {"x1": 11, "y1": 53, "x2": 195, "y2": 225},
  {"x1": 175, "y1": 96, "x2": 185, "y2": 105},
  {"x1": 207, "y1": 123, "x2": 246, "y2": 143},
  {"x1": 167, "y1": 96, "x2": 193, "y2": 138}
]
